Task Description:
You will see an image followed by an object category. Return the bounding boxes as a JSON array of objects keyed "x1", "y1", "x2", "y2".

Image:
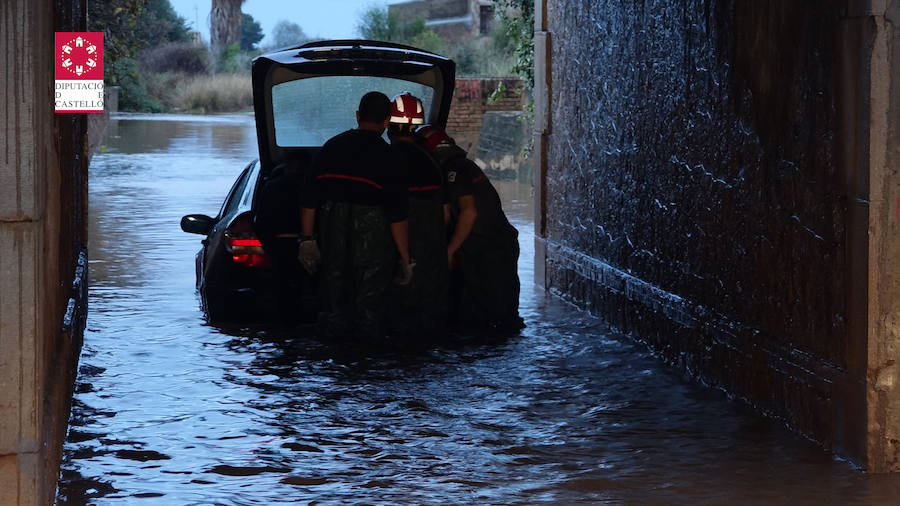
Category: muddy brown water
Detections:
[{"x1": 58, "y1": 114, "x2": 900, "y2": 505}]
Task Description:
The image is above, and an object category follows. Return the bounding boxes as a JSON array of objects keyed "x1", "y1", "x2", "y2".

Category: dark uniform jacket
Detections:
[
  {"x1": 439, "y1": 145, "x2": 515, "y2": 240},
  {"x1": 301, "y1": 129, "x2": 407, "y2": 222},
  {"x1": 392, "y1": 140, "x2": 444, "y2": 202}
]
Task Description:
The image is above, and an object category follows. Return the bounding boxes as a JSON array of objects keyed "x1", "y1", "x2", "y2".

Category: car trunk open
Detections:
[{"x1": 251, "y1": 40, "x2": 456, "y2": 174}]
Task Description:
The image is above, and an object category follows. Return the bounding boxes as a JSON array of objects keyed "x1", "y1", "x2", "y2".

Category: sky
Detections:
[{"x1": 168, "y1": 0, "x2": 399, "y2": 45}]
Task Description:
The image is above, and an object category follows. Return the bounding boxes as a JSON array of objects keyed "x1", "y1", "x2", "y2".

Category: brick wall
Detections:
[{"x1": 446, "y1": 78, "x2": 523, "y2": 153}]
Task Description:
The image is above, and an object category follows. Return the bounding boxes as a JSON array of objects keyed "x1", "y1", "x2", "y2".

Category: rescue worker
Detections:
[
  {"x1": 417, "y1": 125, "x2": 525, "y2": 332},
  {"x1": 298, "y1": 91, "x2": 414, "y2": 339},
  {"x1": 385, "y1": 93, "x2": 450, "y2": 337}
]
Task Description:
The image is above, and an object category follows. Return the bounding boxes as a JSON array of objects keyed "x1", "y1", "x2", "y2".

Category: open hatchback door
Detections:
[{"x1": 251, "y1": 39, "x2": 457, "y2": 173}]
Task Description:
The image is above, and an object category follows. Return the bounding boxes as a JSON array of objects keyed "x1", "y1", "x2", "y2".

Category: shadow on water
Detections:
[{"x1": 58, "y1": 113, "x2": 900, "y2": 505}]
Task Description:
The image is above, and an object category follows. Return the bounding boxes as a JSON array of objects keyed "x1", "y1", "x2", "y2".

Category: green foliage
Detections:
[
  {"x1": 89, "y1": 0, "x2": 258, "y2": 112},
  {"x1": 493, "y1": 0, "x2": 535, "y2": 156},
  {"x1": 449, "y1": 29, "x2": 516, "y2": 77},
  {"x1": 220, "y1": 42, "x2": 256, "y2": 74},
  {"x1": 135, "y1": 0, "x2": 191, "y2": 45},
  {"x1": 240, "y1": 13, "x2": 264, "y2": 50},
  {"x1": 270, "y1": 20, "x2": 309, "y2": 49},
  {"x1": 139, "y1": 42, "x2": 208, "y2": 74},
  {"x1": 88, "y1": 0, "x2": 146, "y2": 85},
  {"x1": 487, "y1": 81, "x2": 507, "y2": 104},
  {"x1": 356, "y1": 6, "x2": 391, "y2": 41},
  {"x1": 88, "y1": 0, "x2": 194, "y2": 111},
  {"x1": 408, "y1": 28, "x2": 446, "y2": 55},
  {"x1": 111, "y1": 58, "x2": 165, "y2": 112},
  {"x1": 354, "y1": 5, "x2": 521, "y2": 77},
  {"x1": 356, "y1": 6, "x2": 446, "y2": 55},
  {"x1": 222, "y1": 43, "x2": 241, "y2": 68},
  {"x1": 142, "y1": 71, "x2": 187, "y2": 110},
  {"x1": 494, "y1": 0, "x2": 534, "y2": 86}
]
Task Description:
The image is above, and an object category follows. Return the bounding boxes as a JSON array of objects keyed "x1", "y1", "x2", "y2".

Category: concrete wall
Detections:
[
  {"x1": 430, "y1": 22, "x2": 476, "y2": 43},
  {"x1": 476, "y1": 111, "x2": 533, "y2": 182},
  {"x1": 866, "y1": 0, "x2": 900, "y2": 473},
  {"x1": 0, "y1": 0, "x2": 89, "y2": 503},
  {"x1": 533, "y1": 0, "x2": 900, "y2": 470},
  {"x1": 392, "y1": 0, "x2": 470, "y2": 19},
  {"x1": 390, "y1": 0, "x2": 494, "y2": 42}
]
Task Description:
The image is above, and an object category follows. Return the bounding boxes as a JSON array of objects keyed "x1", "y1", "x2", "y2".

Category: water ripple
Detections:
[{"x1": 57, "y1": 114, "x2": 896, "y2": 505}]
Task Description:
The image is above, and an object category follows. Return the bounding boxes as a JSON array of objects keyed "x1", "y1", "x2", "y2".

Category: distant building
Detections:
[
  {"x1": 189, "y1": 31, "x2": 203, "y2": 46},
  {"x1": 389, "y1": 0, "x2": 495, "y2": 43}
]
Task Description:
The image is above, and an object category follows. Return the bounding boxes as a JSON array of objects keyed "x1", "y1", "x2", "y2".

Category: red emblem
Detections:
[{"x1": 55, "y1": 32, "x2": 103, "y2": 80}]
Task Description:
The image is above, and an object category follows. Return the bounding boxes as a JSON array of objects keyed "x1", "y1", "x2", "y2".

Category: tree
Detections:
[
  {"x1": 356, "y1": 6, "x2": 392, "y2": 42},
  {"x1": 88, "y1": 0, "x2": 194, "y2": 111},
  {"x1": 270, "y1": 20, "x2": 309, "y2": 49},
  {"x1": 494, "y1": 0, "x2": 534, "y2": 86},
  {"x1": 136, "y1": 0, "x2": 191, "y2": 45},
  {"x1": 88, "y1": 0, "x2": 146, "y2": 83},
  {"x1": 240, "y1": 13, "x2": 264, "y2": 50},
  {"x1": 492, "y1": 0, "x2": 535, "y2": 154},
  {"x1": 356, "y1": 6, "x2": 445, "y2": 55},
  {"x1": 210, "y1": 0, "x2": 245, "y2": 67}
]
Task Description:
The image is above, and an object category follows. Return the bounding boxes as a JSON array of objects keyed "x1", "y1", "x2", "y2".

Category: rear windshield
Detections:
[{"x1": 272, "y1": 76, "x2": 435, "y2": 147}]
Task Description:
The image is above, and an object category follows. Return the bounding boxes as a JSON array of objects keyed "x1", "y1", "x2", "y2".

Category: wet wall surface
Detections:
[
  {"x1": 54, "y1": 114, "x2": 900, "y2": 503},
  {"x1": 543, "y1": 0, "x2": 865, "y2": 458}
]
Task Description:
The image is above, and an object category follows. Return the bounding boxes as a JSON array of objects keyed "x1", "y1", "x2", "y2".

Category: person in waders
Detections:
[
  {"x1": 417, "y1": 125, "x2": 525, "y2": 332},
  {"x1": 297, "y1": 91, "x2": 414, "y2": 339},
  {"x1": 385, "y1": 93, "x2": 450, "y2": 338}
]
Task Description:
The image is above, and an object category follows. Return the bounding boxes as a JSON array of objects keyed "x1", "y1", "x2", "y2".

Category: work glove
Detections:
[
  {"x1": 297, "y1": 238, "x2": 320, "y2": 276},
  {"x1": 394, "y1": 259, "x2": 415, "y2": 286}
]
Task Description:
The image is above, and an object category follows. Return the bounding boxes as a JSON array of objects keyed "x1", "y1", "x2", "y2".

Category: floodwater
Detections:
[{"x1": 58, "y1": 114, "x2": 900, "y2": 505}]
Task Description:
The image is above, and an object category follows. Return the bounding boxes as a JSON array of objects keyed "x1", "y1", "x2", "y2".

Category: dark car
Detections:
[{"x1": 180, "y1": 40, "x2": 456, "y2": 322}]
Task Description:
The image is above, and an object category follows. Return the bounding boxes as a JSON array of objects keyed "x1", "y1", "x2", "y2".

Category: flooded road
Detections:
[{"x1": 59, "y1": 114, "x2": 900, "y2": 504}]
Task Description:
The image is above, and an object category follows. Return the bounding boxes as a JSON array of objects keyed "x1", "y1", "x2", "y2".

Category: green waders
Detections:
[
  {"x1": 455, "y1": 226, "x2": 523, "y2": 331},
  {"x1": 388, "y1": 193, "x2": 449, "y2": 338},
  {"x1": 318, "y1": 201, "x2": 397, "y2": 339}
]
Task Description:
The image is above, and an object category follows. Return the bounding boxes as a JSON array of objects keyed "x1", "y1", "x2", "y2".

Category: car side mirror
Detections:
[{"x1": 181, "y1": 214, "x2": 216, "y2": 235}]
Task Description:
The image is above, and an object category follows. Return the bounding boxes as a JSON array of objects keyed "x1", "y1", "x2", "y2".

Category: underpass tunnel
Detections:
[{"x1": 5, "y1": 1, "x2": 900, "y2": 503}]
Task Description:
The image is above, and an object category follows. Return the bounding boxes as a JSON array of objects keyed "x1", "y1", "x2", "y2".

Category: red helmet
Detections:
[
  {"x1": 417, "y1": 124, "x2": 455, "y2": 151},
  {"x1": 390, "y1": 92, "x2": 425, "y2": 125}
]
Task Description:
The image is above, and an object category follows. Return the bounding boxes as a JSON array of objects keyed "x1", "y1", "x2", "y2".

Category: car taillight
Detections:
[{"x1": 225, "y1": 215, "x2": 271, "y2": 268}]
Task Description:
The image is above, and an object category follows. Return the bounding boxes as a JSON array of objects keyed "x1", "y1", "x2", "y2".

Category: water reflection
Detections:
[
  {"x1": 59, "y1": 113, "x2": 900, "y2": 505},
  {"x1": 105, "y1": 112, "x2": 256, "y2": 156}
]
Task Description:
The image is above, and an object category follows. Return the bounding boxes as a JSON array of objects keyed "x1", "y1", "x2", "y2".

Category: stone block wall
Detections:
[{"x1": 534, "y1": 0, "x2": 885, "y2": 467}]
